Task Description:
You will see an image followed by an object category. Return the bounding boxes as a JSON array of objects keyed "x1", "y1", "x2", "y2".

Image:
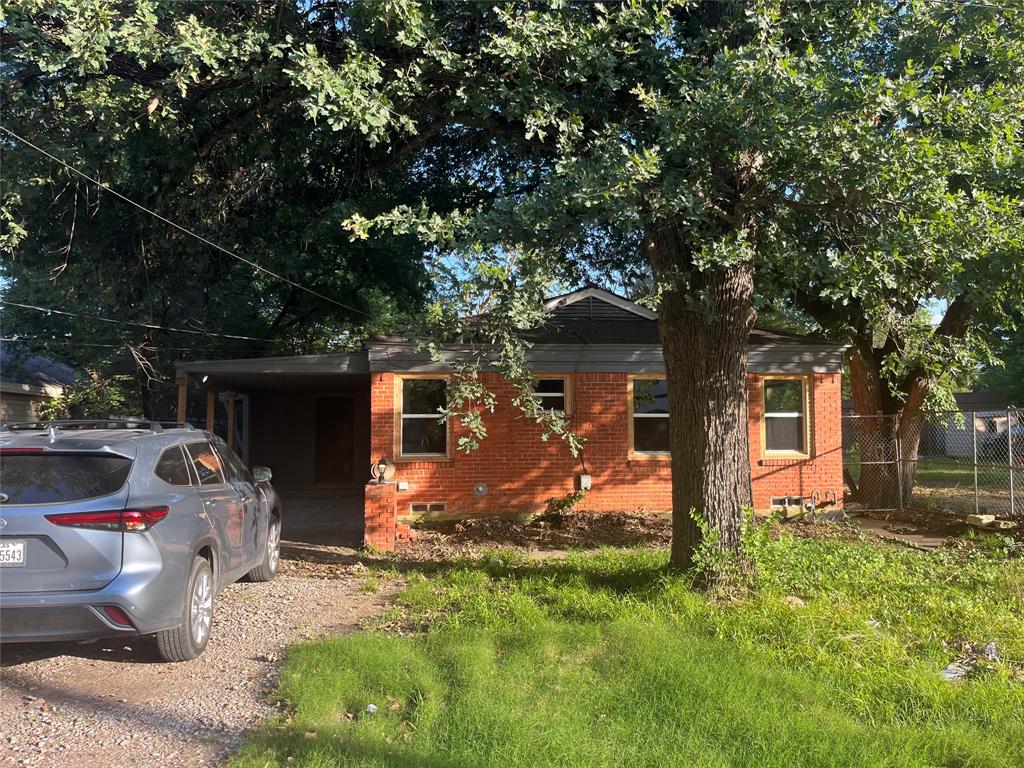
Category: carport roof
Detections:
[{"x1": 176, "y1": 351, "x2": 369, "y2": 384}]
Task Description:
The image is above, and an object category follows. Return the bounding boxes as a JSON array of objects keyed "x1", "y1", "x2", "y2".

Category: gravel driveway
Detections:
[{"x1": 0, "y1": 555, "x2": 391, "y2": 768}]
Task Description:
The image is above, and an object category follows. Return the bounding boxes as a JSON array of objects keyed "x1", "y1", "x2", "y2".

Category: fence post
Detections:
[
  {"x1": 972, "y1": 411, "x2": 979, "y2": 518},
  {"x1": 896, "y1": 412, "x2": 904, "y2": 512},
  {"x1": 1010, "y1": 408, "x2": 1016, "y2": 518}
]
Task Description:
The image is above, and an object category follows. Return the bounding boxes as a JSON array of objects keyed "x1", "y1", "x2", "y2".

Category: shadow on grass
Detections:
[
  {"x1": 243, "y1": 732, "x2": 484, "y2": 768},
  {"x1": 281, "y1": 541, "x2": 675, "y2": 596}
]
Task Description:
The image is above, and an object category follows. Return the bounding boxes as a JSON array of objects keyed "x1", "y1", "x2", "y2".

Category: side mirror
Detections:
[{"x1": 251, "y1": 466, "x2": 273, "y2": 483}]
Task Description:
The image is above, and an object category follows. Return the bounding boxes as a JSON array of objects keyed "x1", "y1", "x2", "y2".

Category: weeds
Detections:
[{"x1": 232, "y1": 529, "x2": 1024, "y2": 768}]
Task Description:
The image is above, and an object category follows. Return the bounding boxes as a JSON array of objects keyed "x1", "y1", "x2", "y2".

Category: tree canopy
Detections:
[{"x1": 3, "y1": 0, "x2": 1022, "y2": 573}]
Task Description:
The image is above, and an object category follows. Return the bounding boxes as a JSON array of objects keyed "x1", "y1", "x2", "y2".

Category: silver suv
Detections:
[{"x1": 0, "y1": 420, "x2": 282, "y2": 661}]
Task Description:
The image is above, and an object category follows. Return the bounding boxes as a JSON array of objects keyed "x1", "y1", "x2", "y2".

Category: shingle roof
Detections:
[
  {"x1": 523, "y1": 287, "x2": 839, "y2": 347},
  {"x1": 0, "y1": 344, "x2": 79, "y2": 388}
]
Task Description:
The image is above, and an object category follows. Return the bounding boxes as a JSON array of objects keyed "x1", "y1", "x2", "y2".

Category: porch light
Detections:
[{"x1": 370, "y1": 457, "x2": 390, "y2": 484}]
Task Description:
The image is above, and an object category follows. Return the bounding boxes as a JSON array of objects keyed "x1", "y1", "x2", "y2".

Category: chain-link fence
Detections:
[
  {"x1": 842, "y1": 413, "x2": 902, "y2": 512},
  {"x1": 843, "y1": 409, "x2": 1022, "y2": 518}
]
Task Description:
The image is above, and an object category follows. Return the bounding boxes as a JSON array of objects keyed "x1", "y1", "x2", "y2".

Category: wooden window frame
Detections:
[
  {"x1": 531, "y1": 374, "x2": 572, "y2": 415},
  {"x1": 760, "y1": 374, "x2": 813, "y2": 459},
  {"x1": 394, "y1": 374, "x2": 452, "y2": 462},
  {"x1": 628, "y1": 374, "x2": 670, "y2": 460}
]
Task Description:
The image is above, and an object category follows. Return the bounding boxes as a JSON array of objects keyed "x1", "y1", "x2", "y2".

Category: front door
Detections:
[{"x1": 315, "y1": 397, "x2": 353, "y2": 484}]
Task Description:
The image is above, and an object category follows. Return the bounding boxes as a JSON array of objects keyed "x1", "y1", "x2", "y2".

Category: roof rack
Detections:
[{"x1": 0, "y1": 419, "x2": 197, "y2": 433}]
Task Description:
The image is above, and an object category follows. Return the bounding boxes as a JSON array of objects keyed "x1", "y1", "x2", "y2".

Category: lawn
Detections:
[
  {"x1": 231, "y1": 530, "x2": 1024, "y2": 768},
  {"x1": 915, "y1": 457, "x2": 1011, "y2": 494}
]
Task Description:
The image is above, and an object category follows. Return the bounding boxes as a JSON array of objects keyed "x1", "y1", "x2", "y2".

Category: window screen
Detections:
[
  {"x1": 531, "y1": 378, "x2": 566, "y2": 412},
  {"x1": 632, "y1": 378, "x2": 669, "y2": 453},
  {"x1": 401, "y1": 379, "x2": 447, "y2": 456},
  {"x1": 155, "y1": 446, "x2": 193, "y2": 486},
  {"x1": 764, "y1": 379, "x2": 807, "y2": 453}
]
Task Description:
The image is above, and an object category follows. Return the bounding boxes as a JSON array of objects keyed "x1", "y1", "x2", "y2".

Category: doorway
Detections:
[{"x1": 315, "y1": 397, "x2": 355, "y2": 483}]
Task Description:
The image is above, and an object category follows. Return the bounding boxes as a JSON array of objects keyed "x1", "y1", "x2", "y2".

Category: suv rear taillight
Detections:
[{"x1": 44, "y1": 506, "x2": 169, "y2": 532}]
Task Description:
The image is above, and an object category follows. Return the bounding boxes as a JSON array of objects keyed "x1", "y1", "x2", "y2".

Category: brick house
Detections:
[{"x1": 176, "y1": 287, "x2": 845, "y2": 550}]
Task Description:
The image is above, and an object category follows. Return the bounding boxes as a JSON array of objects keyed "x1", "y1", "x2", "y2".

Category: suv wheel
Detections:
[
  {"x1": 156, "y1": 556, "x2": 214, "y2": 662},
  {"x1": 246, "y1": 515, "x2": 280, "y2": 583}
]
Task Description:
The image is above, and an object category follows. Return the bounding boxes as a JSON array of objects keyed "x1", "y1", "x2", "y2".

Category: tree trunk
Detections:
[
  {"x1": 847, "y1": 338, "x2": 900, "y2": 508},
  {"x1": 847, "y1": 334, "x2": 928, "y2": 509},
  {"x1": 647, "y1": 220, "x2": 756, "y2": 576}
]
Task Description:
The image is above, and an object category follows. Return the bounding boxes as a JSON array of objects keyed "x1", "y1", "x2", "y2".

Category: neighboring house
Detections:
[
  {"x1": 919, "y1": 391, "x2": 1016, "y2": 459},
  {"x1": 176, "y1": 287, "x2": 846, "y2": 550},
  {"x1": 0, "y1": 344, "x2": 77, "y2": 423}
]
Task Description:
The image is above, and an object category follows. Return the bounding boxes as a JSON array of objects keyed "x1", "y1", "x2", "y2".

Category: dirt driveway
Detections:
[{"x1": 0, "y1": 554, "x2": 389, "y2": 768}]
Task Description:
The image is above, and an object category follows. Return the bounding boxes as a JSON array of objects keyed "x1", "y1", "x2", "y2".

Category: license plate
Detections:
[{"x1": 0, "y1": 540, "x2": 26, "y2": 567}]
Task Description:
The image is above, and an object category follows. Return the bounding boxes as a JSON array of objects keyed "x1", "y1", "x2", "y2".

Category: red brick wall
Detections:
[
  {"x1": 368, "y1": 370, "x2": 843, "y2": 524},
  {"x1": 363, "y1": 481, "x2": 397, "y2": 551}
]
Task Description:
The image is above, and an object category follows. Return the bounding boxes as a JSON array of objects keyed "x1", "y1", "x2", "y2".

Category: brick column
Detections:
[{"x1": 363, "y1": 481, "x2": 397, "y2": 551}]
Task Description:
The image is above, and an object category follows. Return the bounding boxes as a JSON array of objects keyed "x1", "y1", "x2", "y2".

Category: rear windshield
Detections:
[{"x1": 0, "y1": 454, "x2": 133, "y2": 504}]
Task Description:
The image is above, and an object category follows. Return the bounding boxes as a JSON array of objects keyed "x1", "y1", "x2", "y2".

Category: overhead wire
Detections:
[
  {"x1": 2, "y1": 300, "x2": 268, "y2": 342},
  {"x1": 0, "y1": 337, "x2": 264, "y2": 355},
  {"x1": 0, "y1": 125, "x2": 373, "y2": 320}
]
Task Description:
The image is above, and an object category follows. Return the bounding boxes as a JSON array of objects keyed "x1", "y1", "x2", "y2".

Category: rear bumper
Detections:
[
  {"x1": 0, "y1": 604, "x2": 137, "y2": 643},
  {"x1": 0, "y1": 560, "x2": 184, "y2": 643}
]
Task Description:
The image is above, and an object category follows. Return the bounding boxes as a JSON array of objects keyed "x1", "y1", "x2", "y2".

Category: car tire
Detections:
[
  {"x1": 155, "y1": 556, "x2": 214, "y2": 662},
  {"x1": 246, "y1": 514, "x2": 280, "y2": 583}
]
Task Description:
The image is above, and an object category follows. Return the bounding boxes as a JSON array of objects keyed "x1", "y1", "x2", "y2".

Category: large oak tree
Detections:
[{"x1": 3, "y1": 1, "x2": 1021, "y2": 576}]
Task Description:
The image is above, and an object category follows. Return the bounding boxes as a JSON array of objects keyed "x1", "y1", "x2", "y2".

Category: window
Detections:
[
  {"x1": 763, "y1": 377, "x2": 810, "y2": 455},
  {"x1": 185, "y1": 442, "x2": 226, "y2": 485},
  {"x1": 155, "y1": 446, "x2": 193, "y2": 486},
  {"x1": 214, "y1": 441, "x2": 251, "y2": 485},
  {"x1": 631, "y1": 377, "x2": 670, "y2": 454},
  {"x1": 531, "y1": 377, "x2": 568, "y2": 413},
  {"x1": 0, "y1": 454, "x2": 132, "y2": 504},
  {"x1": 399, "y1": 378, "x2": 448, "y2": 457}
]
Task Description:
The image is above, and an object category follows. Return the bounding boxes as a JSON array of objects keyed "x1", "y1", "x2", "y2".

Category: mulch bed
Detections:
[
  {"x1": 393, "y1": 510, "x2": 882, "y2": 561},
  {"x1": 397, "y1": 510, "x2": 673, "y2": 560}
]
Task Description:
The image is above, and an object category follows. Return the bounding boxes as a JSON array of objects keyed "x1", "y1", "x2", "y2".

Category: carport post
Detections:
[
  {"x1": 205, "y1": 387, "x2": 217, "y2": 432},
  {"x1": 226, "y1": 390, "x2": 237, "y2": 450},
  {"x1": 176, "y1": 379, "x2": 188, "y2": 425}
]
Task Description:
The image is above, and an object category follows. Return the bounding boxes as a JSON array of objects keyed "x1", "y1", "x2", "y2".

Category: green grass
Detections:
[
  {"x1": 915, "y1": 458, "x2": 1009, "y2": 493},
  {"x1": 231, "y1": 533, "x2": 1024, "y2": 768},
  {"x1": 846, "y1": 452, "x2": 1009, "y2": 494}
]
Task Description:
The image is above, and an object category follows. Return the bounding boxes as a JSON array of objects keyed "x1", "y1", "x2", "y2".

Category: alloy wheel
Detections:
[
  {"x1": 190, "y1": 568, "x2": 213, "y2": 645},
  {"x1": 267, "y1": 521, "x2": 281, "y2": 573}
]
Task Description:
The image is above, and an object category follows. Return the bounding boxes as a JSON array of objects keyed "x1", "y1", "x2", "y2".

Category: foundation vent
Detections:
[{"x1": 410, "y1": 502, "x2": 447, "y2": 515}]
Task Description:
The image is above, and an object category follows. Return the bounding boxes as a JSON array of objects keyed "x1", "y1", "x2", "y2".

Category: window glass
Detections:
[
  {"x1": 185, "y1": 442, "x2": 226, "y2": 485},
  {"x1": 401, "y1": 379, "x2": 448, "y2": 455},
  {"x1": 764, "y1": 379, "x2": 807, "y2": 453},
  {"x1": 402, "y1": 379, "x2": 446, "y2": 415},
  {"x1": 154, "y1": 446, "x2": 192, "y2": 486},
  {"x1": 633, "y1": 378, "x2": 670, "y2": 453},
  {"x1": 214, "y1": 442, "x2": 250, "y2": 484},
  {"x1": 532, "y1": 378, "x2": 566, "y2": 412},
  {"x1": 633, "y1": 378, "x2": 669, "y2": 414},
  {"x1": 0, "y1": 454, "x2": 132, "y2": 504}
]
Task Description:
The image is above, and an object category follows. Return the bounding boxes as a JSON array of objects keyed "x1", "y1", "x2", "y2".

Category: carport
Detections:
[{"x1": 175, "y1": 353, "x2": 371, "y2": 548}]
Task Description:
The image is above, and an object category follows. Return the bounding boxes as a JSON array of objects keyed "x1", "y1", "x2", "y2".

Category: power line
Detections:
[
  {"x1": 0, "y1": 125, "x2": 373, "y2": 319},
  {"x1": 0, "y1": 337, "x2": 262, "y2": 354},
  {"x1": 2, "y1": 300, "x2": 268, "y2": 342}
]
